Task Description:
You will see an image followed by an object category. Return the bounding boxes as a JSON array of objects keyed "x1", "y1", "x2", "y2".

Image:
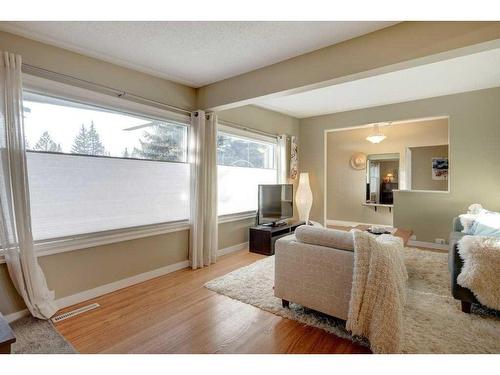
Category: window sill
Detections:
[
  {"x1": 218, "y1": 211, "x2": 256, "y2": 224},
  {"x1": 0, "y1": 221, "x2": 191, "y2": 263},
  {"x1": 0, "y1": 214, "x2": 258, "y2": 264}
]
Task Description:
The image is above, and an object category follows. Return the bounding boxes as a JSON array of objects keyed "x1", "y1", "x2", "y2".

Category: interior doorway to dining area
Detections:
[{"x1": 325, "y1": 117, "x2": 449, "y2": 227}]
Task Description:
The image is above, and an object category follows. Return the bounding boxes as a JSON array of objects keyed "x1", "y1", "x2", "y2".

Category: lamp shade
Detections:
[{"x1": 296, "y1": 172, "x2": 313, "y2": 224}]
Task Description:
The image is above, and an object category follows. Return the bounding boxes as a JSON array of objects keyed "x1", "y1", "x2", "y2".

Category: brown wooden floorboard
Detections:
[{"x1": 53, "y1": 249, "x2": 370, "y2": 354}]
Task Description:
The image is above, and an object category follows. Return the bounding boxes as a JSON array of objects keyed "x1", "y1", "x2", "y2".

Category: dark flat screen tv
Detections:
[{"x1": 258, "y1": 184, "x2": 293, "y2": 225}]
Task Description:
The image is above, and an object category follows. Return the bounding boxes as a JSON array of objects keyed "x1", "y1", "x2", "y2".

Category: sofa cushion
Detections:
[
  {"x1": 452, "y1": 216, "x2": 464, "y2": 232},
  {"x1": 448, "y1": 231, "x2": 466, "y2": 271},
  {"x1": 449, "y1": 231, "x2": 466, "y2": 244},
  {"x1": 295, "y1": 225, "x2": 354, "y2": 251},
  {"x1": 458, "y1": 214, "x2": 476, "y2": 234}
]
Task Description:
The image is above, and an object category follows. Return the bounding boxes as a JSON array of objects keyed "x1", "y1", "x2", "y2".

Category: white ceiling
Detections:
[
  {"x1": 0, "y1": 21, "x2": 396, "y2": 87},
  {"x1": 255, "y1": 47, "x2": 500, "y2": 118}
]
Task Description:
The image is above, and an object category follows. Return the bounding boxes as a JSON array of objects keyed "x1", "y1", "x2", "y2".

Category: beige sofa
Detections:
[{"x1": 274, "y1": 226, "x2": 355, "y2": 320}]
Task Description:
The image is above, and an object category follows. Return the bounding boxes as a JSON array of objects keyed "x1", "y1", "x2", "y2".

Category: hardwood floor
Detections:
[{"x1": 54, "y1": 249, "x2": 370, "y2": 354}]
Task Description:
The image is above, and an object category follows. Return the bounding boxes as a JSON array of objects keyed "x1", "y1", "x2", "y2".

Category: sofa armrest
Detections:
[
  {"x1": 274, "y1": 237, "x2": 354, "y2": 320},
  {"x1": 450, "y1": 239, "x2": 477, "y2": 304},
  {"x1": 452, "y1": 217, "x2": 464, "y2": 232}
]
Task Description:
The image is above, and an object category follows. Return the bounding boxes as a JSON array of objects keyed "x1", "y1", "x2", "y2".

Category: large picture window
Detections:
[
  {"x1": 217, "y1": 128, "x2": 278, "y2": 216},
  {"x1": 23, "y1": 92, "x2": 190, "y2": 240}
]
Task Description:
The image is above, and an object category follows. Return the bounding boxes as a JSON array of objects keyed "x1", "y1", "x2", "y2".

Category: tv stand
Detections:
[
  {"x1": 261, "y1": 220, "x2": 287, "y2": 227},
  {"x1": 249, "y1": 221, "x2": 306, "y2": 256}
]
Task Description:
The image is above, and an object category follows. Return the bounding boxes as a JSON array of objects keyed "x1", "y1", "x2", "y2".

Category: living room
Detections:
[{"x1": 0, "y1": 2, "x2": 499, "y2": 373}]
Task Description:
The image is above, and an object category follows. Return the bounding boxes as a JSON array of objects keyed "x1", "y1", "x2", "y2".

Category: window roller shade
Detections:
[{"x1": 27, "y1": 152, "x2": 190, "y2": 240}]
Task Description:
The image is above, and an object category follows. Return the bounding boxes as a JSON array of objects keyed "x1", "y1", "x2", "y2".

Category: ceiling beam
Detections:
[{"x1": 197, "y1": 22, "x2": 500, "y2": 111}]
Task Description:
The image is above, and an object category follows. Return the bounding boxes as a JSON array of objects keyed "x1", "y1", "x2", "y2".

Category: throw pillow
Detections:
[
  {"x1": 459, "y1": 214, "x2": 477, "y2": 234},
  {"x1": 471, "y1": 210, "x2": 500, "y2": 237}
]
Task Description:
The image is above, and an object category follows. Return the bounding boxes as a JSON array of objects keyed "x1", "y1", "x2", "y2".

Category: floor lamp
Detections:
[{"x1": 296, "y1": 172, "x2": 313, "y2": 224}]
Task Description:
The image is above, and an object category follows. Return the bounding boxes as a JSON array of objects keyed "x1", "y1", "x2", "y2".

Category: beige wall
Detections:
[
  {"x1": 301, "y1": 87, "x2": 500, "y2": 243},
  {"x1": 39, "y1": 231, "x2": 189, "y2": 299},
  {"x1": 198, "y1": 22, "x2": 500, "y2": 109},
  {"x1": 0, "y1": 264, "x2": 26, "y2": 315},
  {"x1": 218, "y1": 104, "x2": 300, "y2": 136},
  {"x1": 326, "y1": 119, "x2": 448, "y2": 225},
  {"x1": 218, "y1": 218, "x2": 256, "y2": 250},
  {"x1": 410, "y1": 145, "x2": 449, "y2": 191},
  {"x1": 0, "y1": 31, "x2": 196, "y2": 110},
  {"x1": 0, "y1": 230, "x2": 189, "y2": 315}
]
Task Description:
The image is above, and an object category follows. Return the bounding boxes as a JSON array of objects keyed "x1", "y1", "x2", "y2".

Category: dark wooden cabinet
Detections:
[
  {"x1": 0, "y1": 313, "x2": 15, "y2": 354},
  {"x1": 380, "y1": 182, "x2": 398, "y2": 204},
  {"x1": 249, "y1": 221, "x2": 305, "y2": 256}
]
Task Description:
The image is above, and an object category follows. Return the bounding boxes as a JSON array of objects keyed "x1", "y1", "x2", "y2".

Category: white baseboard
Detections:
[
  {"x1": 55, "y1": 260, "x2": 189, "y2": 310},
  {"x1": 4, "y1": 308, "x2": 29, "y2": 323},
  {"x1": 407, "y1": 240, "x2": 448, "y2": 251},
  {"x1": 217, "y1": 242, "x2": 248, "y2": 257},
  {"x1": 4, "y1": 246, "x2": 248, "y2": 319}
]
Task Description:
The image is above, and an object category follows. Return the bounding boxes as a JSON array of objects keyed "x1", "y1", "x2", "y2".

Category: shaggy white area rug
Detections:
[{"x1": 205, "y1": 248, "x2": 500, "y2": 353}]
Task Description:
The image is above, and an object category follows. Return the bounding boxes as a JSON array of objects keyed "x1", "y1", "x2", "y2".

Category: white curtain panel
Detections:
[
  {"x1": 189, "y1": 111, "x2": 218, "y2": 269},
  {"x1": 0, "y1": 52, "x2": 57, "y2": 319},
  {"x1": 277, "y1": 135, "x2": 288, "y2": 184}
]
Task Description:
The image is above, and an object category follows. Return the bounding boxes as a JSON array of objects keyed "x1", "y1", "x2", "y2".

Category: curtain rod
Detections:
[
  {"x1": 21, "y1": 63, "x2": 193, "y2": 116},
  {"x1": 217, "y1": 119, "x2": 281, "y2": 139},
  {"x1": 21, "y1": 64, "x2": 288, "y2": 131}
]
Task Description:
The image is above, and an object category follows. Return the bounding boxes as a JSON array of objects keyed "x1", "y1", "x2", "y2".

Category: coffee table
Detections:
[
  {"x1": 328, "y1": 224, "x2": 413, "y2": 247},
  {"x1": 0, "y1": 313, "x2": 15, "y2": 354}
]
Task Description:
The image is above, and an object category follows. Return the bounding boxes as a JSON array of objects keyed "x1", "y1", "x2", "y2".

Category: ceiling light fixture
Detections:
[{"x1": 366, "y1": 124, "x2": 387, "y2": 144}]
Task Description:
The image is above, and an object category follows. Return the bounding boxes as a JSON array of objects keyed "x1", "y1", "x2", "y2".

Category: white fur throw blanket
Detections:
[
  {"x1": 346, "y1": 231, "x2": 408, "y2": 353},
  {"x1": 458, "y1": 236, "x2": 500, "y2": 310}
]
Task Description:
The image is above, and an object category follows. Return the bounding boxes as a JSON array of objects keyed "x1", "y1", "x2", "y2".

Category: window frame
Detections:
[
  {"x1": 216, "y1": 124, "x2": 280, "y2": 218},
  {"x1": 24, "y1": 90, "x2": 191, "y2": 163},
  {"x1": 21, "y1": 74, "x2": 193, "y2": 255},
  {"x1": 0, "y1": 76, "x2": 285, "y2": 262}
]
